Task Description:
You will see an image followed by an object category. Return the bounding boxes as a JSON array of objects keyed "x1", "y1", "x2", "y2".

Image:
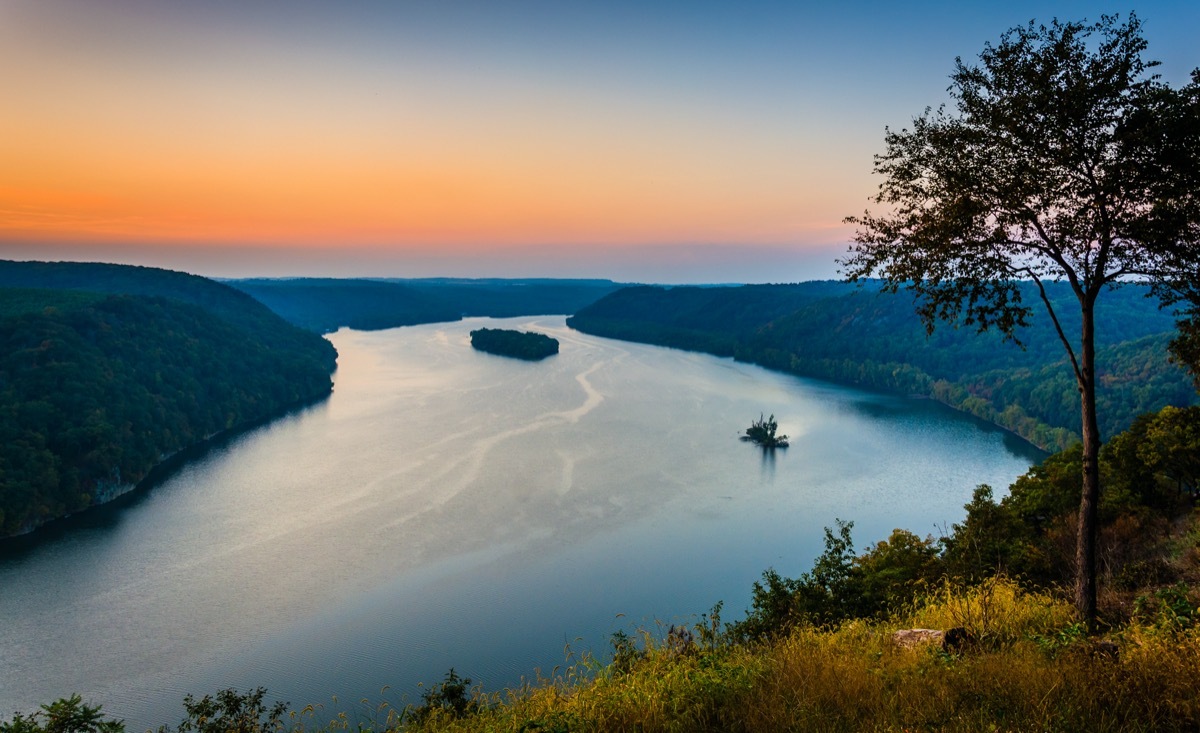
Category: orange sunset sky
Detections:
[{"x1": 2, "y1": 0, "x2": 1198, "y2": 282}]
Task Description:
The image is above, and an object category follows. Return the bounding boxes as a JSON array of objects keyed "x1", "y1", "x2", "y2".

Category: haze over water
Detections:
[{"x1": 0, "y1": 317, "x2": 1042, "y2": 729}]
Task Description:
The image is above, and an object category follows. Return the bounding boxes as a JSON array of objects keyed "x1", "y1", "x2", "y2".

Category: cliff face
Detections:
[{"x1": 0, "y1": 262, "x2": 337, "y2": 538}]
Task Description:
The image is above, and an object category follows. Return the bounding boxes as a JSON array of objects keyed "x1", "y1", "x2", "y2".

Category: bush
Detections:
[
  {"x1": 407, "y1": 669, "x2": 478, "y2": 725},
  {"x1": 1, "y1": 696, "x2": 123, "y2": 733},
  {"x1": 158, "y1": 688, "x2": 288, "y2": 733}
]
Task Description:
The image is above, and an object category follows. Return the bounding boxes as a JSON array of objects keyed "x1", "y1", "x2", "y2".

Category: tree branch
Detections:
[
  {"x1": 1027, "y1": 217, "x2": 1086, "y2": 298},
  {"x1": 1025, "y1": 268, "x2": 1084, "y2": 385}
]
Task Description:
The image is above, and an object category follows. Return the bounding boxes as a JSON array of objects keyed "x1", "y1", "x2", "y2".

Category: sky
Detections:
[{"x1": 1, "y1": 1, "x2": 1197, "y2": 283}]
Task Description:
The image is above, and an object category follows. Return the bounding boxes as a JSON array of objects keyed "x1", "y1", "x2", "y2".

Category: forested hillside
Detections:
[
  {"x1": 229, "y1": 277, "x2": 623, "y2": 333},
  {"x1": 568, "y1": 282, "x2": 1197, "y2": 450},
  {"x1": 0, "y1": 262, "x2": 337, "y2": 538},
  {"x1": 229, "y1": 279, "x2": 462, "y2": 332}
]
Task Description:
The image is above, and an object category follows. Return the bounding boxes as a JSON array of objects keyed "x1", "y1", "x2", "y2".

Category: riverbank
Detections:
[
  {"x1": 0, "y1": 392, "x2": 333, "y2": 547},
  {"x1": 394, "y1": 577, "x2": 1199, "y2": 732},
  {"x1": 18, "y1": 576, "x2": 1199, "y2": 732},
  {"x1": 566, "y1": 283, "x2": 1197, "y2": 453},
  {"x1": 0, "y1": 262, "x2": 340, "y2": 540}
]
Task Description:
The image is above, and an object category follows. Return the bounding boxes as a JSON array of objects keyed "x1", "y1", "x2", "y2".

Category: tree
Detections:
[
  {"x1": 741, "y1": 413, "x2": 789, "y2": 447},
  {"x1": 1, "y1": 695, "x2": 124, "y2": 733},
  {"x1": 159, "y1": 688, "x2": 288, "y2": 733},
  {"x1": 842, "y1": 13, "x2": 1200, "y2": 626}
]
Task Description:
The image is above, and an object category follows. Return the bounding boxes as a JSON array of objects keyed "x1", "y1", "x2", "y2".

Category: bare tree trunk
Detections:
[{"x1": 1075, "y1": 299, "x2": 1100, "y2": 628}]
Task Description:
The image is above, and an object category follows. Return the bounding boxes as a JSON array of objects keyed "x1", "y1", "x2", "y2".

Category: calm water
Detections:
[{"x1": 0, "y1": 317, "x2": 1042, "y2": 729}]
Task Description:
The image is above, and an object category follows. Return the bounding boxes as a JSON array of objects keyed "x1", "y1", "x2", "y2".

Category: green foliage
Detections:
[
  {"x1": 940, "y1": 402, "x2": 1200, "y2": 599},
  {"x1": 570, "y1": 282, "x2": 1197, "y2": 452},
  {"x1": 739, "y1": 414, "x2": 788, "y2": 448},
  {"x1": 1171, "y1": 314, "x2": 1200, "y2": 389},
  {"x1": 736, "y1": 520, "x2": 856, "y2": 636},
  {"x1": 839, "y1": 11, "x2": 1200, "y2": 623},
  {"x1": 348, "y1": 578, "x2": 1200, "y2": 732},
  {"x1": 469, "y1": 328, "x2": 559, "y2": 361},
  {"x1": 157, "y1": 688, "x2": 288, "y2": 733},
  {"x1": 408, "y1": 669, "x2": 478, "y2": 725},
  {"x1": 726, "y1": 402, "x2": 1200, "y2": 647},
  {"x1": 941, "y1": 484, "x2": 1049, "y2": 583},
  {"x1": 0, "y1": 261, "x2": 332, "y2": 355},
  {"x1": 0, "y1": 262, "x2": 337, "y2": 538},
  {"x1": 1111, "y1": 405, "x2": 1200, "y2": 505},
  {"x1": 853, "y1": 528, "x2": 941, "y2": 615},
  {"x1": 0, "y1": 289, "x2": 106, "y2": 319},
  {"x1": 1132, "y1": 582, "x2": 1199, "y2": 632},
  {"x1": 1, "y1": 695, "x2": 123, "y2": 733},
  {"x1": 608, "y1": 630, "x2": 646, "y2": 675},
  {"x1": 229, "y1": 278, "x2": 622, "y2": 333},
  {"x1": 229, "y1": 279, "x2": 462, "y2": 332},
  {"x1": 735, "y1": 520, "x2": 944, "y2": 641}
]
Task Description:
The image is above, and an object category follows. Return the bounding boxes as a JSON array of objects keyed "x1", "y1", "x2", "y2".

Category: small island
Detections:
[
  {"x1": 741, "y1": 413, "x2": 789, "y2": 448},
  {"x1": 469, "y1": 327, "x2": 559, "y2": 361}
]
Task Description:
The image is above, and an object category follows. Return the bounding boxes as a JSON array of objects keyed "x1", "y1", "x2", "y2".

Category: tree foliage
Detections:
[
  {"x1": 733, "y1": 520, "x2": 943, "y2": 639},
  {"x1": 230, "y1": 278, "x2": 622, "y2": 333},
  {"x1": 841, "y1": 12, "x2": 1200, "y2": 625},
  {"x1": 843, "y1": 15, "x2": 1199, "y2": 337},
  {"x1": 0, "y1": 265, "x2": 337, "y2": 538},
  {"x1": 734, "y1": 402, "x2": 1200, "y2": 642},
  {"x1": 407, "y1": 669, "x2": 478, "y2": 725},
  {"x1": 0, "y1": 695, "x2": 123, "y2": 733},
  {"x1": 157, "y1": 688, "x2": 288, "y2": 733},
  {"x1": 469, "y1": 328, "x2": 559, "y2": 361},
  {"x1": 740, "y1": 414, "x2": 789, "y2": 448}
]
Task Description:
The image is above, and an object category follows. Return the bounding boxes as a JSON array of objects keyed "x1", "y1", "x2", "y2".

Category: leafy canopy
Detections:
[{"x1": 843, "y1": 13, "x2": 1200, "y2": 358}]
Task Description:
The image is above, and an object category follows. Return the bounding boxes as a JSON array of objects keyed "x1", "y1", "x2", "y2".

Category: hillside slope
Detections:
[
  {"x1": 228, "y1": 277, "x2": 624, "y2": 332},
  {"x1": 0, "y1": 262, "x2": 337, "y2": 538},
  {"x1": 568, "y1": 282, "x2": 1197, "y2": 449}
]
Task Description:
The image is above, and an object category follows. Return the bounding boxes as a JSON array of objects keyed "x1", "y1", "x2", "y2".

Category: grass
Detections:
[
  {"x1": 9, "y1": 578, "x2": 1198, "y2": 733},
  {"x1": 390, "y1": 577, "x2": 1200, "y2": 733}
]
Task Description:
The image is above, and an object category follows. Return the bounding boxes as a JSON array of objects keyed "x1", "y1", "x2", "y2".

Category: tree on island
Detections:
[
  {"x1": 742, "y1": 414, "x2": 789, "y2": 448},
  {"x1": 469, "y1": 327, "x2": 559, "y2": 360},
  {"x1": 842, "y1": 13, "x2": 1200, "y2": 627}
]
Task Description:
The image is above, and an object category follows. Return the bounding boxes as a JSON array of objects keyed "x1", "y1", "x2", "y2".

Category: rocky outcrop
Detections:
[{"x1": 891, "y1": 627, "x2": 973, "y2": 652}]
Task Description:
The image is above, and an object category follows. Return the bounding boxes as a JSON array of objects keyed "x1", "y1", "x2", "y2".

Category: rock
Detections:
[
  {"x1": 891, "y1": 627, "x2": 974, "y2": 652},
  {"x1": 891, "y1": 628, "x2": 945, "y2": 650}
]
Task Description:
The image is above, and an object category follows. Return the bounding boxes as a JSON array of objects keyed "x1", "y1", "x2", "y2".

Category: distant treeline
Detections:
[
  {"x1": 469, "y1": 328, "x2": 559, "y2": 361},
  {"x1": 568, "y1": 282, "x2": 1198, "y2": 451},
  {"x1": 229, "y1": 278, "x2": 623, "y2": 333},
  {"x1": 0, "y1": 261, "x2": 337, "y2": 538}
]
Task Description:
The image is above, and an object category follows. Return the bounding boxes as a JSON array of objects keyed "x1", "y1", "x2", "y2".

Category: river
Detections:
[{"x1": 0, "y1": 316, "x2": 1042, "y2": 730}]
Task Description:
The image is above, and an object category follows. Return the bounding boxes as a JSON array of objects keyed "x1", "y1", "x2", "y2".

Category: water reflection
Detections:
[
  {"x1": 758, "y1": 445, "x2": 779, "y2": 479},
  {"x1": 843, "y1": 392, "x2": 1047, "y2": 459},
  {"x1": 0, "y1": 397, "x2": 332, "y2": 564}
]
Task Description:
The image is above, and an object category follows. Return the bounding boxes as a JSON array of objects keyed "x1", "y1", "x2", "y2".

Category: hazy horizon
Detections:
[
  {"x1": 3, "y1": 1, "x2": 1197, "y2": 284},
  {"x1": 0, "y1": 240, "x2": 846, "y2": 284}
]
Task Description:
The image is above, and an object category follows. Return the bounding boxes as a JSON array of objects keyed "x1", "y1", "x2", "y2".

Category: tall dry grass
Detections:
[{"x1": 398, "y1": 577, "x2": 1200, "y2": 733}]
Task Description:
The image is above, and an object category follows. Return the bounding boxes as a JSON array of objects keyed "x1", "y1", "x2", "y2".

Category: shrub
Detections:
[
  {"x1": 158, "y1": 688, "x2": 289, "y2": 733},
  {"x1": 1, "y1": 696, "x2": 123, "y2": 733}
]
